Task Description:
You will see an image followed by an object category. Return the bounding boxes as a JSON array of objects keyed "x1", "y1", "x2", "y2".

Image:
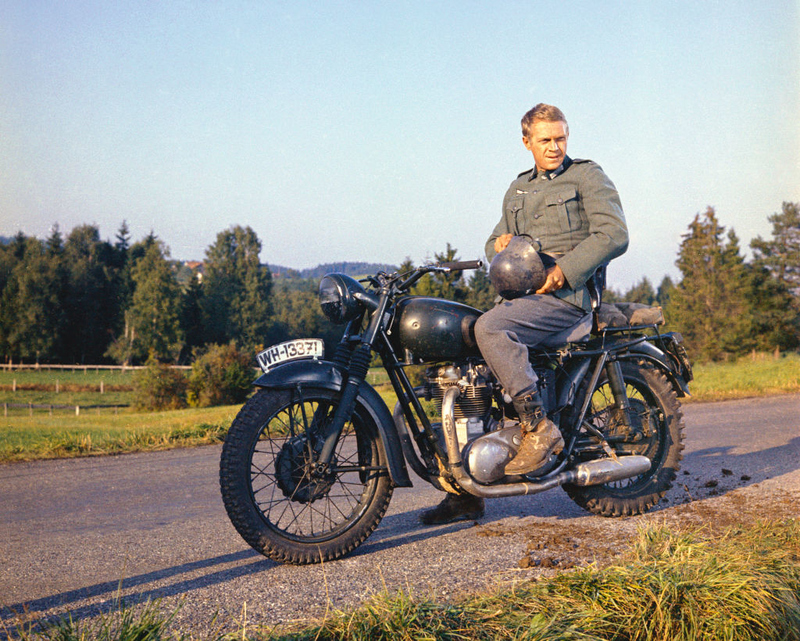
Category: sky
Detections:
[{"x1": 2, "y1": 0, "x2": 799, "y2": 291}]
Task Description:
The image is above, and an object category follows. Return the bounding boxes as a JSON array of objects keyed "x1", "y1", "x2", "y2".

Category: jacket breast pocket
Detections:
[
  {"x1": 506, "y1": 195, "x2": 525, "y2": 234},
  {"x1": 545, "y1": 187, "x2": 581, "y2": 233}
]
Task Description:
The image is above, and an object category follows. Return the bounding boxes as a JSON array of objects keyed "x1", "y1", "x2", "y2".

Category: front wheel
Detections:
[
  {"x1": 219, "y1": 386, "x2": 394, "y2": 564},
  {"x1": 564, "y1": 360, "x2": 685, "y2": 517}
]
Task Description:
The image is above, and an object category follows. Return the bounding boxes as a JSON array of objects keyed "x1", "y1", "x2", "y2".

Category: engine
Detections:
[
  {"x1": 424, "y1": 362, "x2": 543, "y2": 485},
  {"x1": 424, "y1": 363, "x2": 493, "y2": 420}
]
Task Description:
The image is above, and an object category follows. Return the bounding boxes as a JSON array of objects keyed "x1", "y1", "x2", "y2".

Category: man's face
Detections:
[{"x1": 523, "y1": 120, "x2": 569, "y2": 172}]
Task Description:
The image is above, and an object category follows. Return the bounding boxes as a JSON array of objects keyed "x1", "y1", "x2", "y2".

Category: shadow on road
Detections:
[
  {"x1": 1, "y1": 549, "x2": 270, "y2": 632},
  {"x1": 1, "y1": 508, "x2": 477, "y2": 633}
]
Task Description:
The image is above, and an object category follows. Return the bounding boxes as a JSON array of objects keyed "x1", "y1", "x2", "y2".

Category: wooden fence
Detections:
[
  {"x1": 2, "y1": 363, "x2": 191, "y2": 372},
  {"x1": 3, "y1": 402, "x2": 129, "y2": 416}
]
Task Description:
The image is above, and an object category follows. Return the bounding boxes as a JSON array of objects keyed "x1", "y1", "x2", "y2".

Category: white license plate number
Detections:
[{"x1": 257, "y1": 339, "x2": 324, "y2": 373}]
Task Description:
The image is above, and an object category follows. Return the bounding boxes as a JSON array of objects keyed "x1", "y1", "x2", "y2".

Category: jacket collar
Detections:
[{"x1": 530, "y1": 155, "x2": 573, "y2": 181}]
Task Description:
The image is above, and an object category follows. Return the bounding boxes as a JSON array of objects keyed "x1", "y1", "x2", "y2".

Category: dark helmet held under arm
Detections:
[{"x1": 489, "y1": 235, "x2": 547, "y2": 299}]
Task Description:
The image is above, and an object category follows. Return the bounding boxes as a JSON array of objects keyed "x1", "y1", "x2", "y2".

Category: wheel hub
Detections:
[{"x1": 275, "y1": 436, "x2": 336, "y2": 503}]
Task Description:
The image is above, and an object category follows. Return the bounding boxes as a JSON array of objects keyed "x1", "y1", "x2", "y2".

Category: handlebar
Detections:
[
  {"x1": 437, "y1": 259, "x2": 484, "y2": 271},
  {"x1": 394, "y1": 259, "x2": 483, "y2": 291}
]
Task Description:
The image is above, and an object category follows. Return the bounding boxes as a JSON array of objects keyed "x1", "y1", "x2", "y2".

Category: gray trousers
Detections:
[{"x1": 474, "y1": 295, "x2": 587, "y2": 399}]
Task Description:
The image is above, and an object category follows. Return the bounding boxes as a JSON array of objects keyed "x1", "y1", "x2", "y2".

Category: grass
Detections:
[
  {"x1": 8, "y1": 519, "x2": 800, "y2": 640},
  {"x1": 4, "y1": 598, "x2": 187, "y2": 641},
  {"x1": 0, "y1": 405, "x2": 237, "y2": 462},
  {"x1": 0, "y1": 369, "x2": 137, "y2": 408},
  {"x1": 286, "y1": 519, "x2": 800, "y2": 641},
  {"x1": 2, "y1": 353, "x2": 799, "y2": 464},
  {"x1": 686, "y1": 352, "x2": 800, "y2": 402}
]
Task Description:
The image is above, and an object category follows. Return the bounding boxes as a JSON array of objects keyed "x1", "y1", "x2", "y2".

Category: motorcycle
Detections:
[{"x1": 219, "y1": 260, "x2": 692, "y2": 565}]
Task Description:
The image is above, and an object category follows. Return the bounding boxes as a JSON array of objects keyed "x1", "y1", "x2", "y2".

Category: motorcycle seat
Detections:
[{"x1": 536, "y1": 312, "x2": 593, "y2": 349}]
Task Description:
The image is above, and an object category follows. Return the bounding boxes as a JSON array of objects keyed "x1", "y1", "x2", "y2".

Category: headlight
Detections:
[{"x1": 319, "y1": 274, "x2": 366, "y2": 324}]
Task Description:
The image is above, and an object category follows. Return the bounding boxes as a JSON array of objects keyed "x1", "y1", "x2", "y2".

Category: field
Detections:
[{"x1": 1, "y1": 353, "x2": 800, "y2": 463}]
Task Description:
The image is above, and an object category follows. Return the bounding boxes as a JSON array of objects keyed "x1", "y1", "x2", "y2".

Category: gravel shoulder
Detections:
[{"x1": 2, "y1": 394, "x2": 799, "y2": 636}]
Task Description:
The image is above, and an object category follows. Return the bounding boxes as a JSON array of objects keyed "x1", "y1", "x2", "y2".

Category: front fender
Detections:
[{"x1": 253, "y1": 359, "x2": 412, "y2": 487}]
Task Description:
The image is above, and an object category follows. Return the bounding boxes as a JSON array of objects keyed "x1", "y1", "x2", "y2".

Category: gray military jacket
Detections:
[{"x1": 485, "y1": 156, "x2": 629, "y2": 311}]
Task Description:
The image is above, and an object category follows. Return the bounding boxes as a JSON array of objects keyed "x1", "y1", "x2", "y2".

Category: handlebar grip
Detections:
[{"x1": 438, "y1": 259, "x2": 484, "y2": 271}]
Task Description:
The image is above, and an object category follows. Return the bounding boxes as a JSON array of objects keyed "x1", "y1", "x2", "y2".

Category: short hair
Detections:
[{"x1": 521, "y1": 103, "x2": 568, "y2": 137}]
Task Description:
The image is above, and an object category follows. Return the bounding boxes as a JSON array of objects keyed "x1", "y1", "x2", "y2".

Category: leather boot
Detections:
[
  {"x1": 419, "y1": 492, "x2": 485, "y2": 525},
  {"x1": 504, "y1": 392, "x2": 564, "y2": 476}
]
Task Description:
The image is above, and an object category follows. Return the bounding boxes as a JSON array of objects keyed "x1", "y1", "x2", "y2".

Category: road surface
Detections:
[{"x1": 2, "y1": 394, "x2": 799, "y2": 635}]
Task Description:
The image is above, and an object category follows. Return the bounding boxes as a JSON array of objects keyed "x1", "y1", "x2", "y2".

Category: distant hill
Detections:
[{"x1": 269, "y1": 261, "x2": 398, "y2": 280}]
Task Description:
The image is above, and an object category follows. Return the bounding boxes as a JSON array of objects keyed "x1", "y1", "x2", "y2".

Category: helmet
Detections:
[{"x1": 489, "y1": 236, "x2": 547, "y2": 299}]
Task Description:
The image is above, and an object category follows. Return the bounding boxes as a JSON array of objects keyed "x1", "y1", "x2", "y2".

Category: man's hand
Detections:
[
  {"x1": 536, "y1": 264, "x2": 567, "y2": 295},
  {"x1": 494, "y1": 233, "x2": 513, "y2": 254}
]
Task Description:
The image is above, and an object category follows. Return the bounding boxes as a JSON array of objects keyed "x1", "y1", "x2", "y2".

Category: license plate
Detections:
[{"x1": 257, "y1": 339, "x2": 324, "y2": 373}]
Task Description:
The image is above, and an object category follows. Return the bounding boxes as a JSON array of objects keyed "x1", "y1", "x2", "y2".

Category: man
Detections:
[{"x1": 420, "y1": 103, "x2": 629, "y2": 525}]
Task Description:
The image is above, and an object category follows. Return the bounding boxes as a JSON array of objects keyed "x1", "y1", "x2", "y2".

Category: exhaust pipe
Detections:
[
  {"x1": 440, "y1": 386, "x2": 651, "y2": 499},
  {"x1": 565, "y1": 456, "x2": 652, "y2": 486}
]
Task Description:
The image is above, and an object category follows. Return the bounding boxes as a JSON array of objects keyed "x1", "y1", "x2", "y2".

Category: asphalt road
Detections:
[{"x1": 2, "y1": 394, "x2": 800, "y2": 635}]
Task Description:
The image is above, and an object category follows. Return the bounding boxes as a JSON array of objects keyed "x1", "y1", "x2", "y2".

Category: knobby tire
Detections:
[
  {"x1": 564, "y1": 360, "x2": 685, "y2": 517},
  {"x1": 219, "y1": 387, "x2": 394, "y2": 564}
]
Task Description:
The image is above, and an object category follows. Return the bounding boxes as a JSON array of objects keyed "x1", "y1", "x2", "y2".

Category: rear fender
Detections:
[
  {"x1": 622, "y1": 342, "x2": 691, "y2": 397},
  {"x1": 253, "y1": 360, "x2": 412, "y2": 487}
]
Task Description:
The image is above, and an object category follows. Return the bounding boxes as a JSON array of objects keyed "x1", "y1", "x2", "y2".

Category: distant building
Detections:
[{"x1": 185, "y1": 261, "x2": 204, "y2": 282}]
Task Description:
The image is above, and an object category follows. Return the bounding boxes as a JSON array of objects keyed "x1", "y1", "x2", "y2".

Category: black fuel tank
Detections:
[{"x1": 390, "y1": 297, "x2": 483, "y2": 363}]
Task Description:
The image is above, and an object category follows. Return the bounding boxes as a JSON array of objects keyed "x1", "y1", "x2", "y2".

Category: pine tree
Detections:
[
  {"x1": 62, "y1": 225, "x2": 119, "y2": 363},
  {"x1": 741, "y1": 262, "x2": 800, "y2": 352},
  {"x1": 412, "y1": 243, "x2": 468, "y2": 301},
  {"x1": 656, "y1": 276, "x2": 674, "y2": 308},
  {"x1": 669, "y1": 207, "x2": 749, "y2": 361},
  {"x1": 180, "y1": 270, "x2": 205, "y2": 358},
  {"x1": 750, "y1": 201, "x2": 800, "y2": 298},
  {"x1": 465, "y1": 263, "x2": 496, "y2": 311},
  {"x1": 623, "y1": 277, "x2": 656, "y2": 305}
]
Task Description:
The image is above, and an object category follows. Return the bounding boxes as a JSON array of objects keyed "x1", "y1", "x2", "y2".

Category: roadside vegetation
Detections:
[
  {"x1": 7, "y1": 518, "x2": 800, "y2": 640},
  {"x1": 2, "y1": 353, "x2": 800, "y2": 463},
  {"x1": 0, "y1": 405, "x2": 236, "y2": 462},
  {"x1": 686, "y1": 351, "x2": 800, "y2": 402}
]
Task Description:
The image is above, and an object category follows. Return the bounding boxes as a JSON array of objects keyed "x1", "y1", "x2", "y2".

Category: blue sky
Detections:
[{"x1": 2, "y1": 1, "x2": 798, "y2": 291}]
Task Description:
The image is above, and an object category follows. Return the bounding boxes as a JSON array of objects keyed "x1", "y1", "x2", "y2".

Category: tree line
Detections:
[{"x1": 1, "y1": 202, "x2": 797, "y2": 366}]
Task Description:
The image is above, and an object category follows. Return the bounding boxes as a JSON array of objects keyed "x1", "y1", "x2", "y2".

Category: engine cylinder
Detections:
[{"x1": 426, "y1": 365, "x2": 492, "y2": 419}]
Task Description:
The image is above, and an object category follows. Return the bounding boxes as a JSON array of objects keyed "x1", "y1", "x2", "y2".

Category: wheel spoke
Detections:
[{"x1": 219, "y1": 386, "x2": 393, "y2": 562}]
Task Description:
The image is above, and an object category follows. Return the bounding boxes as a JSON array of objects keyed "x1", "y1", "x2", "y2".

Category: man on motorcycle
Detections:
[{"x1": 421, "y1": 103, "x2": 629, "y2": 525}]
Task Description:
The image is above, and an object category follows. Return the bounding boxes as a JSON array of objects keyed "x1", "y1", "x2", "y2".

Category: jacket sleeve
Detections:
[
  {"x1": 485, "y1": 184, "x2": 517, "y2": 261},
  {"x1": 556, "y1": 163, "x2": 629, "y2": 289}
]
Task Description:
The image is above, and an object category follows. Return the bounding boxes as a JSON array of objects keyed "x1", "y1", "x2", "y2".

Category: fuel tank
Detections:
[{"x1": 389, "y1": 297, "x2": 483, "y2": 363}]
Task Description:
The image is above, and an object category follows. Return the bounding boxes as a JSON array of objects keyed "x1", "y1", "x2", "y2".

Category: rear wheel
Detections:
[
  {"x1": 219, "y1": 387, "x2": 394, "y2": 564},
  {"x1": 564, "y1": 360, "x2": 685, "y2": 516}
]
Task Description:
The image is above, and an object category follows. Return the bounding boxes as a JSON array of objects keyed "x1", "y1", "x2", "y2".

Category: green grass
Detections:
[
  {"x1": 0, "y1": 368, "x2": 137, "y2": 385},
  {"x1": 286, "y1": 519, "x2": 800, "y2": 641},
  {"x1": 687, "y1": 352, "x2": 800, "y2": 402},
  {"x1": 0, "y1": 405, "x2": 237, "y2": 462},
  {"x1": 9, "y1": 519, "x2": 800, "y2": 640},
  {"x1": 0, "y1": 369, "x2": 138, "y2": 407},
  {"x1": 2, "y1": 354, "x2": 799, "y2": 464}
]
